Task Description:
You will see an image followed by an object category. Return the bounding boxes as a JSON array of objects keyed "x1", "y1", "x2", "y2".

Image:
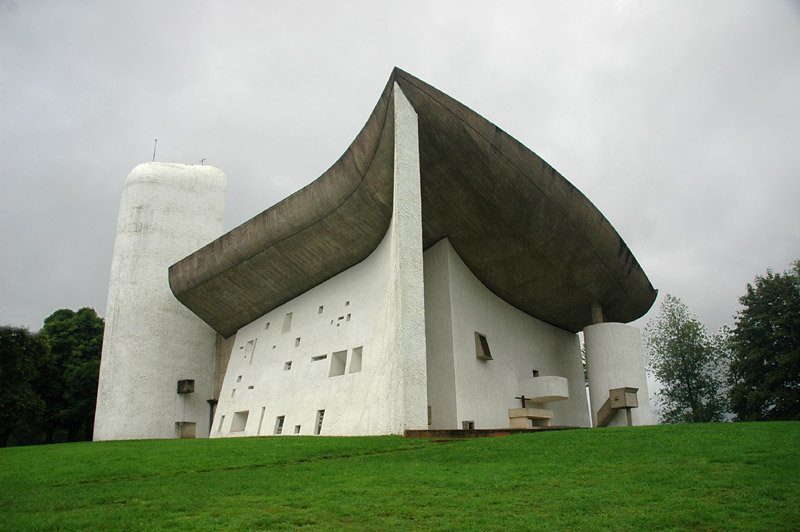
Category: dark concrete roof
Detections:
[{"x1": 169, "y1": 68, "x2": 657, "y2": 338}]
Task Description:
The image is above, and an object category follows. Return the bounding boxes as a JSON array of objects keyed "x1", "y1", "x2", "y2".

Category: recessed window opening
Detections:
[
  {"x1": 348, "y1": 346, "x2": 363, "y2": 374},
  {"x1": 532, "y1": 369, "x2": 540, "y2": 378},
  {"x1": 265, "y1": 321, "x2": 270, "y2": 330},
  {"x1": 257, "y1": 407, "x2": 266, "y2": 435},
  {"x1": 231, "y1": 410, "x2": 249, "y2": 432},
  {"x1": 236, "y1": 375, "x2": 242, "y2": 383},
  {"x1": 345, "y1": 301, "x2": 350, "y2": 306},
  {"x1": 248, "y1": 385, "x2": 254, "y2": 390},
  {"x1": 315, "y1": 410, "x2": 325, "y2": 435},
  {"x1": 218, "y1": 415, "x2": 225, "y2": 432},
  {"x1": 231, "y1": 388, "x2": 236, "y2": 398},
  {"x1": 294, "y1": 425, "x2": 301, "y2": 434},
  {"x1": 318, "y1": 306, "x2": 324, "y2": 314},
  {"x1": 274, "y1": 416, "x2": 285, "y2": 435},
  {"x1": 428, "y1": 406, "x2": 432, "y2": 426},
  {"x1": 177, "y1": 379, "x2": 195, "y2": 394},
  {"x1": 282, "y1": 312, "x2": 293, "y2": 333},
  {"x1": 295, "y1": 337, "x2": 301, "y2": 347},
  {"x1": 346, "y1": 313, "x2": 351, "y2": 321},
  {"x1": 462, "y1": 420, "x2": 475, "y2": 430},
  {"x1": 475, "y1": 332, "x2": 493, "y2": 360},
  {"x1": 245, "y1": 339, "x2": 257, "y2": 366},
  {"x1": 329, "y1": 350, "x2": 347, "y2": 377},
  {"x1": 284, "y1": 361, "x2": 292, "y2": 371},
  {"x1": 312, "y1": 354, "x2": 327, "y2": 362}
]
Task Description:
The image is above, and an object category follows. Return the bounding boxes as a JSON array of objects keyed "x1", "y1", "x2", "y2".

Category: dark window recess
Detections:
[
  {"x1": 177, "y1": 379, "x2": 195, "y2": 394},
  {"x1": 274, "y1": 416, "x2": 285, "y2": 435},
  {"x1": 462, "y1": 420, "x2": 475, "y2": 430},
  {"x1": 475, "y1": 332, "x2": 493, "y2": 360},
  {"x1": 532, "y1": 369, "x2": 540, "y2": 378},
  {"x1": 315, "y1": 409, "x2": 325, "y2": 435}
]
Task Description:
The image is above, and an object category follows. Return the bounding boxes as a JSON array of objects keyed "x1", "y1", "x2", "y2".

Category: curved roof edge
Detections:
[{"x1": 170, "y1": 68, "x2": 656, "y2": 337}]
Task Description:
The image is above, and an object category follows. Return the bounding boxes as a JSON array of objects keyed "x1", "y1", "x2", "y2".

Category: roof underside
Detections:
[{"x1": 169, "y1": 68, "x2": 657, "y2": 338}]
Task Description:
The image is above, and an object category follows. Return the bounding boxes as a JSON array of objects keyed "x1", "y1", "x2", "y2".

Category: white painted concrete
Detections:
[
  {"x1": 584, "y1": 322, "x2": 653, "y2": 427},
  {"x1": 211, "y1": 84, "x2": 428, "y2": 437},
  {"x1": 423, "y1": 239, "x2": 591, "y2": 429},
  {"x1": 93, "y1": 163, "x2": 225, "y2": 440}
]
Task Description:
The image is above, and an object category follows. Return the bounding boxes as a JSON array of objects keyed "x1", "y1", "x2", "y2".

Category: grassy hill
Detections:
[{"x1": 1, "y1": 422, "x2": 798, "y2": 531}]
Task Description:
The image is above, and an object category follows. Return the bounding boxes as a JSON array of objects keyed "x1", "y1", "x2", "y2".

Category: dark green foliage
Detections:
[
  {"x1": 39, "y1": 307, "x2": 105, "y2": 442},
  {"x1": 729, "y1": 262, "x2": 800, "y2": 421},
  {"x1": 0, "y1": 327, "x2": 48, "y2": 447},
  {"x1": 0, "y1": 423, "x2": 798, "y2": 531},
  {"x1": 645, "y1": 295, "x2": 728, "y2": 423}
]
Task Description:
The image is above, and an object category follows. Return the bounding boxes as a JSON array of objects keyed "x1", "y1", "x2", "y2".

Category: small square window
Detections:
[
  {"x1": 532, "y1": 369, "x2": 540, "y2": 378},
  {"x1": 475, "y1": 332, "x2": 493, "y2": 360}
]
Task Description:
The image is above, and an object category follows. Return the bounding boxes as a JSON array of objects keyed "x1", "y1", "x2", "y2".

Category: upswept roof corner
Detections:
[{"x1": 169, "y1": 68, "x2": 656, "y2": 337}]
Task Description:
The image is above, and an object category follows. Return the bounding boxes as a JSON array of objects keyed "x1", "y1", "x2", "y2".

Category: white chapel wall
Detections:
[{"x1": 424, "y1": 238, "x2": 591, "y2": 430}]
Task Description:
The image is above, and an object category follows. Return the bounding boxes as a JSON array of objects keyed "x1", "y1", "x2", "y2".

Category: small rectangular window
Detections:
[
  {"x1": 218, "y1": 415, "x2": 225, "y2": 432},
  {"x1": 346, "y1": 313, "x2": 351, "y2": 321},
  {"x1": 475, "y1": 332, "x2": 493, "y2": 360},
  {"x1": 295, "y1": 337, "x2": 301, "y2": 347},
  {"x1": 312, "y1": 354, "x2": 327, "y2": 362},
  {"x1": 318, "y1": 306, "x2": 324, "y2": 314},
  {"x1": 274, "y1": 416, "x2": 285, "y2": 435},
  {"x1": 315, "y1": 409, "x2": 325, "y2": 435},
  {"x1": 236, "y1": 375, "x2": 242, "y2": 382},
  {"x1": 462, "y1": 420, "x2": 475, "y2": 430},
  {"x1": 284, "y1": 361, "x2": 292, "y2": 371},
  {"x1": 428, "y1": 405, "x2": 432, "y2": 426},
  {"x1": 282, "y1": 312, "x2": 293, "y2": 333},
  {"x1": 532, "y1": 369, "x2": 540, "y2": 378},
  {"x1": 265, "y1": 321, "x2": 270, "y2": 330},
  {"x1": 257, "y1": 407, "x2": 266, "y2": 435},
  {"x1": 329, "y1": 350, "x2": 346, "y2": 377},
  {"x1": 294, "y1": 425, "x2": 301, "y2": 434},
  {"x1": 345, "y1": 301, "x2": 350, "y2": 306},
  {"x1": 231, "y1": 410, "x2": 249, "y2": 432},
  {"x1": 177, "y1": 379, "x2": 195, "y2": 394},
  {"x1": 231, "y1": 388, "x2": 236, "y2": 398},
  {"x1": 348, "y1": 346, "x2": 363, "y2": 374}
]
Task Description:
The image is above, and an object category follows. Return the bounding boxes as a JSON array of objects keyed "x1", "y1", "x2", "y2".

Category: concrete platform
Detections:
[{"x1": 404, "y1": 427, "x2": 583, "y2": 439}]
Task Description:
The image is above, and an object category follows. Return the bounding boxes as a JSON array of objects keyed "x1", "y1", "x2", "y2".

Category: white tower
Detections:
[{"x1": 94, "y1": 162, "x2": 226, "y2": 440}]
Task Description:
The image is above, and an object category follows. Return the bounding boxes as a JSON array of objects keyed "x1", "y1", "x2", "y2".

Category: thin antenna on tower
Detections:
[
  {"x1": 152, "y1": 139, "x2": 158, "y2": 161},
  {"x1": 200, "y1": 157, "x2": 207, "y2": 165}
]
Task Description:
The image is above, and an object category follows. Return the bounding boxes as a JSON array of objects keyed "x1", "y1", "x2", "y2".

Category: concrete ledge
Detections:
[{"x1": 405, "y1": 427, "x2": 583, "y2": 438}]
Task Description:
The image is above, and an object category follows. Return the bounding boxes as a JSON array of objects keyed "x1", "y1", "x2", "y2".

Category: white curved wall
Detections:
[
  {"x1": 211, "y1": 85, "x2": 428, "y2": 437},
  {"x1": 584, "y1": 322, "x2": 652, "y2": 427},
  {"x1": 94, "y1": 162, "x2": 226, "y2": 440},
  {"x1": 424, "y1": 239, "x2": 590, "y2": 429}
]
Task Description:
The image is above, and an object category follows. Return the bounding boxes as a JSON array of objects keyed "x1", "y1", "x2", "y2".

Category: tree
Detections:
[
  {"x1": 644, "y1": 294, "x2": 727, "y2": 423},
  {"x1": 728, "y1": 262, "x2": 800, "y2": 421},
  {"x1": 0, "y1": 327, "x2": 47, "y2": 446},
  {"x1": 39, "y1": 308, "x2": 104, "y2": 442}
]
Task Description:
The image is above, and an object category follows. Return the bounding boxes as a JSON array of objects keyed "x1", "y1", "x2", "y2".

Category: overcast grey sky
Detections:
[{"x1": 1, "y1": 0, "x2": 798, "y2": 335}]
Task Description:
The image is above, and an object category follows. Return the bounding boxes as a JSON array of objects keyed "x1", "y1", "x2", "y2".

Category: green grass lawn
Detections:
[{"x1": 1, "y1": 422, "x2": 798, "y2": 531}]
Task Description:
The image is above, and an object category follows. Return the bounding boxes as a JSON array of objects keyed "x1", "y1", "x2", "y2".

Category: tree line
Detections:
[
  {"x1": 645, "y1": 260, "x2": 800, "y2": 423},
  {"x1": 0, "y1": 308, "x2": 104, "y2": 447}
]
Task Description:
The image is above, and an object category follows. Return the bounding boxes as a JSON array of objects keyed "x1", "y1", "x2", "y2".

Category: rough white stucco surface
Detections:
[
  {"x1": 584, "y1": 322, "x2": 653, "y2": 427},
  {"x1": 424, "y1": 239, "x2": 590, "y2": 429},
  {"x1": 211, "y1": 84, "x2": 428, "y2": 437},
  {"x1": 93, "y1": 163, "x2": 225, "y2": 440}
]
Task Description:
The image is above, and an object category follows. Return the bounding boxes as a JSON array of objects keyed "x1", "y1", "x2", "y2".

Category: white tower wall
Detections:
[
  {"x1": 94, "y1": 162, "x2": 226, "y2": 440},
  {"x1": 584, "y1": 322, "x2": 653, "y2": 427}
]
